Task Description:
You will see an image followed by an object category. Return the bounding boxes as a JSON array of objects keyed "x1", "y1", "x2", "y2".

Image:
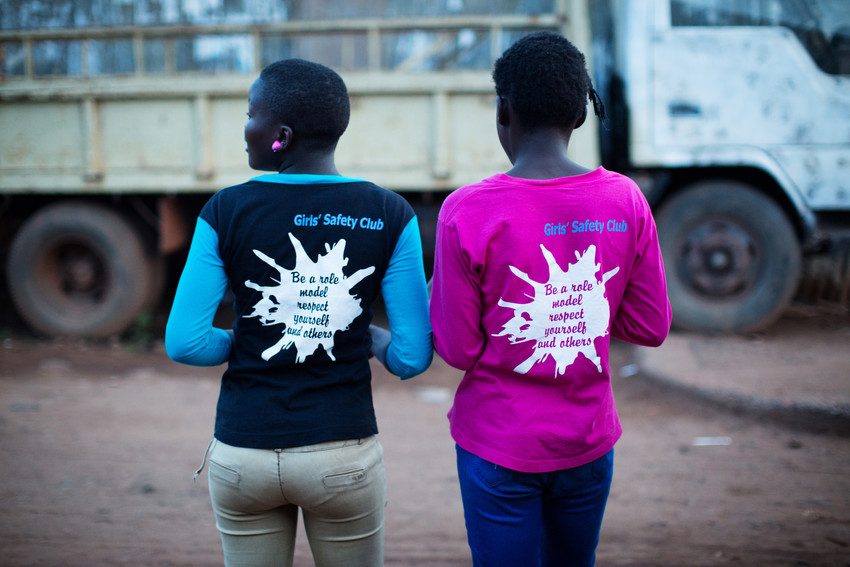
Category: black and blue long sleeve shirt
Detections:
[{"x1": 166, "y1": 173, "x2": 432, "y2": 449}]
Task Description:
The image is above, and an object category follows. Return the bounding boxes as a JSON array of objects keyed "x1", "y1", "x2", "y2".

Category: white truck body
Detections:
[{"x1": 622, "y1": 0, "x2": 850, "y2": 212}]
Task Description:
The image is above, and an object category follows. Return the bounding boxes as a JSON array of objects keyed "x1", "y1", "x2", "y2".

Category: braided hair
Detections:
[{"x1": 493, "y1": 31, "x2": 605, "y2": 128}]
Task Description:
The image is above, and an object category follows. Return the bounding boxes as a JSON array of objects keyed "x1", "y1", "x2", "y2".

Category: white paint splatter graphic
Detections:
[
  {"x1": 493, "y1": 244, "x2": 619, "y2": 377},
  {"x1": 244, "y1": 233, "x2": 375, "y2": 362}
]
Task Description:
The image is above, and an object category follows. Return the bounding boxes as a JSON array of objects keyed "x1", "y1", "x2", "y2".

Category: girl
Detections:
[
  {"x1": 430, "y1": 32, "x2": 672, "y2": 566},
  {"x1": 166, "y1": 59, "x2": 432, "y2": 566}
]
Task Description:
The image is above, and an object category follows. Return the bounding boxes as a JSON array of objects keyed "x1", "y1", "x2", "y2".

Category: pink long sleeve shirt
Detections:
[{"x1": 431, "y1": 167, "x2": 672, "y2": 473}]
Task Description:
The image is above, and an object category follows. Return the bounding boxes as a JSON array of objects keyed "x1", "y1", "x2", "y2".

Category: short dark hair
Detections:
[
  {"x1": 493, "y1": 31, "x2": 600, "y2": 128},
  {"x1": 259, "y1": 59, "x2": 350, "y2": 149}
]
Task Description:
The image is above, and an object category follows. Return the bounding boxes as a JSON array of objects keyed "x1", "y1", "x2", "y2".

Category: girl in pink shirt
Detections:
[{"x1": 430, "y1": 32, "x2": 672, "y2": 566}]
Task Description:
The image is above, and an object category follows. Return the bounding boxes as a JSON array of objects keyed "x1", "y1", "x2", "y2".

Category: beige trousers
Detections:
[{"x1": 206, "y1": 436, "x2": 386, "y2": 567}]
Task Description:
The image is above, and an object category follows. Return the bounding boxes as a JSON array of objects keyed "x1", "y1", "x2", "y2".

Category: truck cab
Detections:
[{"x1": 595, "y1": 0, "x2": 850, "y2": 332}]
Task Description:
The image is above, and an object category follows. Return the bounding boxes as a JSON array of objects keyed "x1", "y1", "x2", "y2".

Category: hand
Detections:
[{"x1": 369, "y1": 324, "x2": 390, "y2": 367}]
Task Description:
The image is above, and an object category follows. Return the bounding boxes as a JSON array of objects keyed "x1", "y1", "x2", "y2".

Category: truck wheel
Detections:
[
  {"x1": 656, "y1": 181, "x2": 801, "y2": 333},
  {"x1": 6, "y1": 202, "x2": 157, "y2": 338}
]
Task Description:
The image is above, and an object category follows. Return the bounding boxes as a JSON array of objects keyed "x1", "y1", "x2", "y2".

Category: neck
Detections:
[
  {"x1": 505, "y1": 127, "x2": 590, "y2": 179},
  {"x1": 277, "y1": 149, "x2": 340, "y2": 176}
]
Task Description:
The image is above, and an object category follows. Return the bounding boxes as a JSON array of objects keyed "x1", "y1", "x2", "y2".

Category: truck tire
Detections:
[
  {"x1": 656, "y1": 181, "x2": 801, "y2": 333},
  {"x1": 6, "y1": 202, "x2": 158, "y2": 338}
]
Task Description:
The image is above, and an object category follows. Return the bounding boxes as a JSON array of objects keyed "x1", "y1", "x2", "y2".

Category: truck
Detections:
[
  {"x1": 593, "y1": 0, "x2": 850, "y2": 332},
  {"x1": 1, "y1": 0, "x2": 848, "y2": 338}
]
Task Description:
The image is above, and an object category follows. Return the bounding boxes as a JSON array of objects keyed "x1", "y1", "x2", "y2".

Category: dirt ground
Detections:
[{"x1": 0, "y1": 309, "x2": 849, "y2": 566}]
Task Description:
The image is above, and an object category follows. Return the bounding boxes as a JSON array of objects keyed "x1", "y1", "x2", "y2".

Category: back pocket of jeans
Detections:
[
  {"x1": 322, "y1": 468, "x2": 367, "y2": 489},
  {"x1": 209, "y1": 460, "x2": 241, "y2": 487},
  {"x1": 471, "y1": 456, "x2": 514, "y2": 488}
]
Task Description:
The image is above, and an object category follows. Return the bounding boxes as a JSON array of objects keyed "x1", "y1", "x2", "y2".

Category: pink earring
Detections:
[{"x1": 272, "y1": 140, "x2": 283, "y2": 152}]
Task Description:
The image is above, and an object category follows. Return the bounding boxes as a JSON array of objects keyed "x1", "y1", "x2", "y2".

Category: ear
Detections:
[
  {"x1": 276, "y1": 125, "x2": 294, "y2": 150},
  {"x1": 496, "y1": 96, "x2": 510, "y2": 127},
  {"x1": 574, "y1": 106, "x2": 587, "y2": 129}
]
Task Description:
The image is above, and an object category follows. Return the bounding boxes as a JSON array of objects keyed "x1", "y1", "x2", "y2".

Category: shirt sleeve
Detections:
[
  {"x1": 611, "y1": 209, "x2": 673, "y2": 347},
  {"x1": 165, "y1": 218, "x2": 233, "y2": 366},
  {"x1": 430, "y1": 213, "x2": 485, "y2": 371},
  {"x1": 380, "y1": 217, "x2": 433, "y2": 379}
]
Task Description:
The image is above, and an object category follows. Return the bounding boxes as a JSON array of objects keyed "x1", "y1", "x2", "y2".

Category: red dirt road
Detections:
[{"x1": 1, "y1": 318, "x2": 849, "y2": 565}]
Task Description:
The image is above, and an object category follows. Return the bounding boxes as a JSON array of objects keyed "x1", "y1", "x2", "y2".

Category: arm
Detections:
[
  {"x1": 369, "y1": 324, "x2": 391, "y2": 367},
  {"x1": 611, "y1": 214, "x2": 672, "y2": 347},
  {"x1": 429, "y1": 216, "x2": 485, "y2": 371},
  {"x1": 377, "y1": 217, "x2": 433, "y2": 379},
  {"x1": 165, "y1": 218, "x2": 233, "y2": 365}
]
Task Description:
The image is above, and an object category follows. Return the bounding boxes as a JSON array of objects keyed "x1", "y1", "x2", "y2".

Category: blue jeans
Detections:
[{"x1": 456, "y1": 445, "x2": 614, "y2": 567}]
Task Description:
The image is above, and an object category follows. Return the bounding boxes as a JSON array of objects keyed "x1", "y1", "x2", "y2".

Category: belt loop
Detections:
[{"x1": 193, "y1": 437, "x2": 215, "y2": 482}]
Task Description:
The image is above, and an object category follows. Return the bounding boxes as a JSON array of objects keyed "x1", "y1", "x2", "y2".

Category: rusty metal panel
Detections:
[
  {"x1": 0, "y1": 101, "x2": 83, "y2": 170},
  {"x1": 445, "y1": 94, "x2": 509, "y2": 182},
  {"x1": 100, "y1": 99, "x2": 194, "y2": 169},
  {"x1": 209, "y1": 97, "x2": 254, "y2": 178},
  {"x1": 769, "y1": 148, "x2": 850, "y2": 211},
  {"x1": 336, "y1": 93, "x2": 433, "y2": 187}
]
